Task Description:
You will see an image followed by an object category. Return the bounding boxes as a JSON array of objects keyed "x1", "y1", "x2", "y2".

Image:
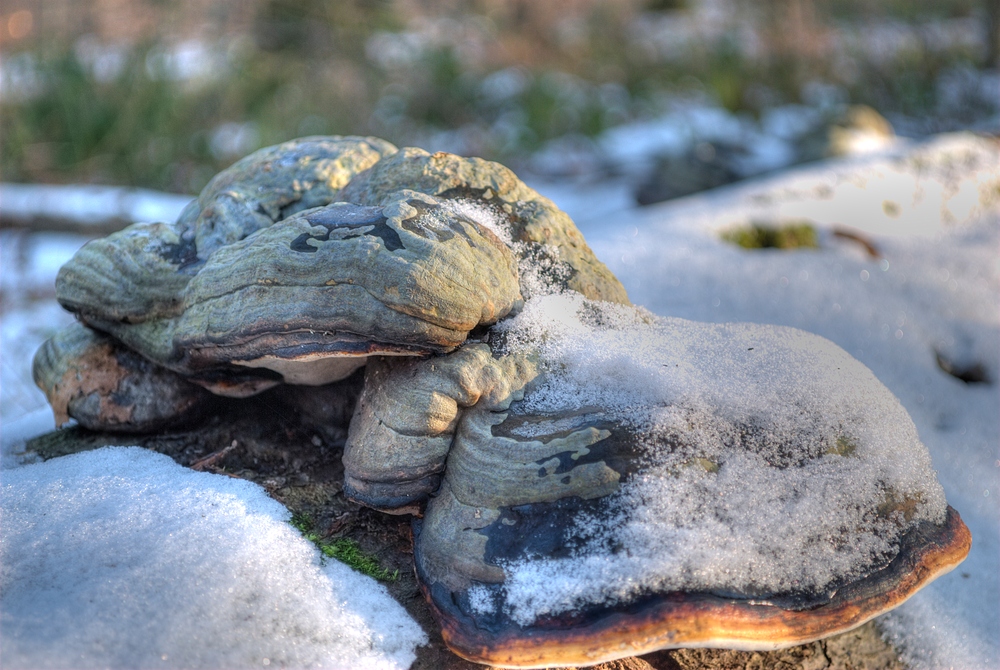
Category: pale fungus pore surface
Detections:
[
  {"x1": 466, "y1": 292, "x2": 948, "y2": 626},
  {"x1": 0, "y1": 447, "x2": 427, "y2": 670}
]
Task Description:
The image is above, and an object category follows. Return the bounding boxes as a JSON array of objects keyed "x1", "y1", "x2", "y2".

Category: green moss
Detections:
[
  {"x1": 691, "y1": 457, "x2": 720, "y2": 473},
  {"x1": 289, "y1": 513, "x2": 399, "y2": 582},
  {"x1": 320, "y1": 538, "x2": 399, "y2": 582},
  {"x1": 290, "y1": 511, "x2": 317, "y2": 537},
  {"x1": 826, "y1": 436, "x2": 858, "y2": 457},
  {"x1": 721, "y1": 221, "x2": 819, "y2": 250}
]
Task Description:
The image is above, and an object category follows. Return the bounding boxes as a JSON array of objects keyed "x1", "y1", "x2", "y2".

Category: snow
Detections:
[
  {"x1": 477, "y1": 293, "x2": 946, "y2": 625},
  {"x1": 0, "y1": 408, "x2": 51, "y2": 469},
  {"x1": 440, "y1": 197, "x2": 515, "y2": 247},
  {"x1": 592, "y1": 102, "x2": 805, "y2": 182},
  {"x1": 0, "y1": 447, "x2": 427, "y2": 670},
  {"x1": 0, "y1": 300, "x2": 75, "y2": 423},
  {"x1": 0, "y1": 230, "x2": 84, "y2": 423},
  {"x1": 0, "y1": 230, "x2": 94, "y2": 299},
  {"x1": 0, "y1": 229, "x2": 433, "y2": 666},
  {"x1": 535, "y1": 132, "x2": 999, "y2": 241}
]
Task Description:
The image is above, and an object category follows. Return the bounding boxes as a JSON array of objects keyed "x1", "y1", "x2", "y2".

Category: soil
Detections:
[{"x1": 27, "y1": 391, "x2": 907, "y2": 670}]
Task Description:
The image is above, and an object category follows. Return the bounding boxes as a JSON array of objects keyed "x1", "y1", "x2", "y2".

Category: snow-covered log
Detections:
[{"x1": 0, "y1": 183, "x2": 192, "y2": 234}]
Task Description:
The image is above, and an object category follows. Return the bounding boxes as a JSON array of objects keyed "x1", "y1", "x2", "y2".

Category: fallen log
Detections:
[{"x1": 0, "y1": 182, "x2": 192, "y2": 235}]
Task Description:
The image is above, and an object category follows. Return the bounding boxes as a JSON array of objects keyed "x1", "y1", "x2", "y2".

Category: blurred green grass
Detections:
[
  {"x1": 721, "y1": 221, "x2": 819, "y2": 250},
  {"x1": 1, "y1": 0, "x2": 995, "y2": 193}
]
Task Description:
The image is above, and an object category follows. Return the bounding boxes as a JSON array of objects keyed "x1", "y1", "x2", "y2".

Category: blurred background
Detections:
[{"x1": 1, "y1": 0, "x2": 998, "y2": 202}]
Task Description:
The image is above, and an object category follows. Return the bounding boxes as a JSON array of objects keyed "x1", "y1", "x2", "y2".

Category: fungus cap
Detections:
[
  {"x1": 53, "y1": 136, "x2": 625, "y2": 399},
  {"x1": 339, "y1": 146, "x2": 629, "y2": 304},
  {"x1": 32, "y1": 322, "x2": 213, "y2": 431},
  {"x1": 423, "y1": 506, "x2": 968, "y2": 668},
  {"x1": 56, "y1": 191, "x2": 521, "y2": 394}
]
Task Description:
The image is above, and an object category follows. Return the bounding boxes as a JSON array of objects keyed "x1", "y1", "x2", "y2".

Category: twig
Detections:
[
  {"x1": 832, "y1": 225, "x2": 882, "y2": 259},
  {"x1": 326, "y1": 512, "x2": 355, "y2": 536},
  {"x1": 190, "y1": 440, "x2": 239, "y2": 472}
]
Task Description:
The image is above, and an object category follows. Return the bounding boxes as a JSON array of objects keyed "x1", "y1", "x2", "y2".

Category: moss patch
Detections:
[
  {"x1": 722, "y1": 221, "x2": 819, "y2": 250},
  {"x1": 291, "y1": 513, "x2": 399, "y2": 582},
  {"x1": 826, "y1": 436, "x2": 858, "y2": 457}
]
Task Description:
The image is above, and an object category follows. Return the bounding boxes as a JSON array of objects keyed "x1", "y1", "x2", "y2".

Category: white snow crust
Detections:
[
  {"x1": 0, "y1": 447, "x2": 426, "y2": 670},
  {"x1": 440, "y1": 197, "x2": 515, "y2": 247},
  {"x1": 0, "y1": 230, "x2": 90, "y2": 423},
  {"x1": 478, "y1": 293, "x2": 947, "y2": 625}
]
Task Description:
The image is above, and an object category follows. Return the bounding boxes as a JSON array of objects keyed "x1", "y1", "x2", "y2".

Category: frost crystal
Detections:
[{"x1": 441, "y1": 197, "x2": 514, "y2": 247}]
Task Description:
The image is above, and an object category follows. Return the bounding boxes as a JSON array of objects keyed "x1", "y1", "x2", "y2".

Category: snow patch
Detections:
[
  {"x1": 480, "y1": 294, "x2": 946, "y2": 625},
  {"x1": 0, "y1": 447, "x2": 427, "y2": 670},
  {"x1": 0, "y1": 183, "x2": 192, "y2": 230},
  {"x1": 569, "y1": 149, "x2": 998, "y2": 667}
]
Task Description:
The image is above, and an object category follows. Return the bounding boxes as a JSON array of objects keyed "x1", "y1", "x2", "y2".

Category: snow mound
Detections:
[
  {"x1": 482, "y1": 293, "x2": 947, "y2": 625},
  {"x1": 0, "y1": 447, "x2": 426, "y2": 669}
]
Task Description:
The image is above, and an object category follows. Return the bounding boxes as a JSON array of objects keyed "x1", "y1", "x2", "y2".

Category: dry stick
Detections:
[
  {"x1": 832, "y1": 225, "x2": 882, "y2": 259},
  {"x1": 190, "y1": 440, "x2": 239, "y2": 473}
]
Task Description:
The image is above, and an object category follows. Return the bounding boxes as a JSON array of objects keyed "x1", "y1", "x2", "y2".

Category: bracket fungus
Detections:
[
  {"x1": 379, "y1": 294, "x2": 971, "y2": 667},
  {"x1": 33, "y1": 136, "x2": 968, "y2": 668},
  {"x1": 44, "y1": 135, "x2": 623, "y2": 414},
  {"x1": 32, "y1": 321, "x2": 213, "y2": 432}
]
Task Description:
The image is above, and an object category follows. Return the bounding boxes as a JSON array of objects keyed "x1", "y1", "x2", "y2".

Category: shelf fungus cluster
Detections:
[{"x1": 35, "y1": 136, "x2": 969, "y2": 668}]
